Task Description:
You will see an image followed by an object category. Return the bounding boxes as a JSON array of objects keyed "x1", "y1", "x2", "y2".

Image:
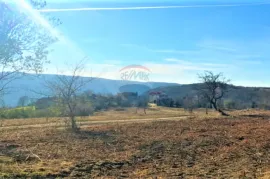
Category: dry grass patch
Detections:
[
  {"x1": 0, "y1": 107, "x2": 191, "y2": 128},
  {"x1": 0, "y1": 109, "x2": 270, "y2": 178}
]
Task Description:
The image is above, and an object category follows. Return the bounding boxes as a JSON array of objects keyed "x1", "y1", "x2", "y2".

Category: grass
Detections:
[
  {"x1": 0, "y1": 107, "x2": 270, "y2": 178},
  {"x1": 0, "y1": 107, "x2": 189, "y2": 127}
]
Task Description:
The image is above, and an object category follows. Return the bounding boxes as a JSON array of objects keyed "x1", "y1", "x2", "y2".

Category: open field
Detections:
[
  {"x1": 1, "y1": 107, "x2": 270, "y2": 178},
  {"x1": 0, "y1": 107, "x2": 218, "y2": 129}
]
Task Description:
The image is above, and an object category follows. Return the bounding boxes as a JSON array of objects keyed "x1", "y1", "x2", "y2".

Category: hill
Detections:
[
  {"x1": 148, "y1": 84, "x2": 270, "y2": 109},
  {"x1": 2, "y1": 73, "x2": 179, "y2": 107}
]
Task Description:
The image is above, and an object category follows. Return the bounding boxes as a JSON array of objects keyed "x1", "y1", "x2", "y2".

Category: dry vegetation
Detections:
[
  {"x1": 0, "y1": 107, "x2": 192, "y2": 128},
  {"x1": 0, "y1": 108, "x2": 270, "y2": 178}
]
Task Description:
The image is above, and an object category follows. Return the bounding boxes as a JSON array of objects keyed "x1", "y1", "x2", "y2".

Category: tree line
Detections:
[{"x1": 2, "y1": 90, "x2": 148, "y2": 119}]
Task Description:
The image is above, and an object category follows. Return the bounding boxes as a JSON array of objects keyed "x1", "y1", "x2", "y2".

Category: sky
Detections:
[{"x1": 11, "y1": 0, "x2": 270, "y2": 87}]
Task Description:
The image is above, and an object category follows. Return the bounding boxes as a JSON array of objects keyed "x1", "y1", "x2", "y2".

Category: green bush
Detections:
[
  {"x1": 0, "y1": 106, "x2": 36, "y2": 119},
  {"x1": 34, "y1": 107, "x2": 62, "y2": 118}
]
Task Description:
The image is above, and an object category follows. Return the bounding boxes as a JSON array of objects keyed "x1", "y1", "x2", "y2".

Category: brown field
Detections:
[
  {"x1": 0, "y1": 107, "x2": 191, "y2": 127},
  {"x1": 0, "y1": 107, "x2": 270, "y2": 178}
]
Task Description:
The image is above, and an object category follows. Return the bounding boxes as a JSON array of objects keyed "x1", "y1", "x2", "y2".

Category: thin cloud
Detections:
[
  {"x1": 151, "y1": 49, "x2": 194, "y2": 54},
  {"x1": 121, "y1": 44, "x2": 196, "y2": 54},
  {"x1": 197, "y1": 44, "x2": 237, "y2": 52},
  {"x1": 164, "y1": 58, "x2": 230, "y2": 68},
  {"x1": 165, "y1": 58, "x2": 193, "y2": 65},
  {"x1": 39, "y1": 2, "x2": 270, "y2": 12}
]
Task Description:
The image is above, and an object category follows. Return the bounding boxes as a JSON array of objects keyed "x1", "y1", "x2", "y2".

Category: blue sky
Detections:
[{"x1": 20, "y1": 0, "x2": 270, "y2": 86}]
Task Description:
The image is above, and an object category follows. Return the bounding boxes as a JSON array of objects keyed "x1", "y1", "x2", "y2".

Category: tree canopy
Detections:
[{"x1": 0, "y1": 0, "x2": 60, "y2": 94}]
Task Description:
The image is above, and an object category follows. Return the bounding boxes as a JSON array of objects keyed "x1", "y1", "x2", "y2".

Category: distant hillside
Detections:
[
  {"x1": 148, "y1": 84, "x2": 270, "y2": 109},
  {"x1": 2, "y1": 73, "x2": 179, "y2": 107},
  {"x1": 119, "y1": 84, "x2": 150, "y2": 94}
]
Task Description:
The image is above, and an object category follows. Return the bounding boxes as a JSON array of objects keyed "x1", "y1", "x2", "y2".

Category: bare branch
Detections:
[
  {"x1": 197, "y1": 71, "x2": 230, "y2": 116},
  {"x1": 0, "y1": 0, "x2": 60, "y2": 100},
  {"x1": 42, "y1": 60, "x2": 92, "y2": 130}
]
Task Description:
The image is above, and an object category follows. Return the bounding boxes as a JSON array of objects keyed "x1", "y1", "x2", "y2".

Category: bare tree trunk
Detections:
[
  {"x1": 218, "y1": 109, "x2": 229, "y2": 116},
  {"x1": 212, "y1": 102, "x2": 229, "y2": 116},
  {"x1": 71, "y1": 116, "x2": 78, "y2": 131}
]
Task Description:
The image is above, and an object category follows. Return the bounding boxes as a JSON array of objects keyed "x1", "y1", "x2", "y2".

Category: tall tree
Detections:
[
  {"x1": 197, "y1": 71, "x2": 230, "y2": 116},
  {"x1": 0, "y1": 0, "x2": 60, "y2": 95}
]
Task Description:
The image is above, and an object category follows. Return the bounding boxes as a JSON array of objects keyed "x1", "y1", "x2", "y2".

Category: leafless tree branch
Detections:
[{"x1": 197, "y1": 71, "x2": 230, "y2": 116}]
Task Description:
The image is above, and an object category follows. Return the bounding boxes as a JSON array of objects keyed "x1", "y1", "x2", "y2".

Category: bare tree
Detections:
[
  {"x1": 17, "y1": 96, "x2": 30, "y2": 107},
  {"x1": 136, "y1": 95, "x2": 148, "y2": 114},
  {"x1": 197, "y1": 71, "x2": 230, "y2": 116},
  {"x1": 44, "y1": 60, "x2": 91, "y2": 131},
  {"x1": 183, "y1": 95, "x2": 195, "y2": 114},
  {"x1": 0, "y1": 0, "x2": 60, "y2": 96}
]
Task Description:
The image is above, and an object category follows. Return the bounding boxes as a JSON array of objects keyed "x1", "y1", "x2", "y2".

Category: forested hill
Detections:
[
  {"x1": 148, "y1": 84, "x2": 270, "y2": 109},
  {"x1": 3, "y1": 73, "x2": 178, "y2": 107}
]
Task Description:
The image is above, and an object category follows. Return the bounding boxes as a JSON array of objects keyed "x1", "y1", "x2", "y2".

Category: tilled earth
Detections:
[{"x1": 1, "y1": 115, "x2": 270, "y2": 178}]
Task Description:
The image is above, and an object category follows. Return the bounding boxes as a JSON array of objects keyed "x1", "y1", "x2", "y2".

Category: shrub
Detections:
[{"x1": 0, "y1": 106, "x2": 36, "y2": 119}]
